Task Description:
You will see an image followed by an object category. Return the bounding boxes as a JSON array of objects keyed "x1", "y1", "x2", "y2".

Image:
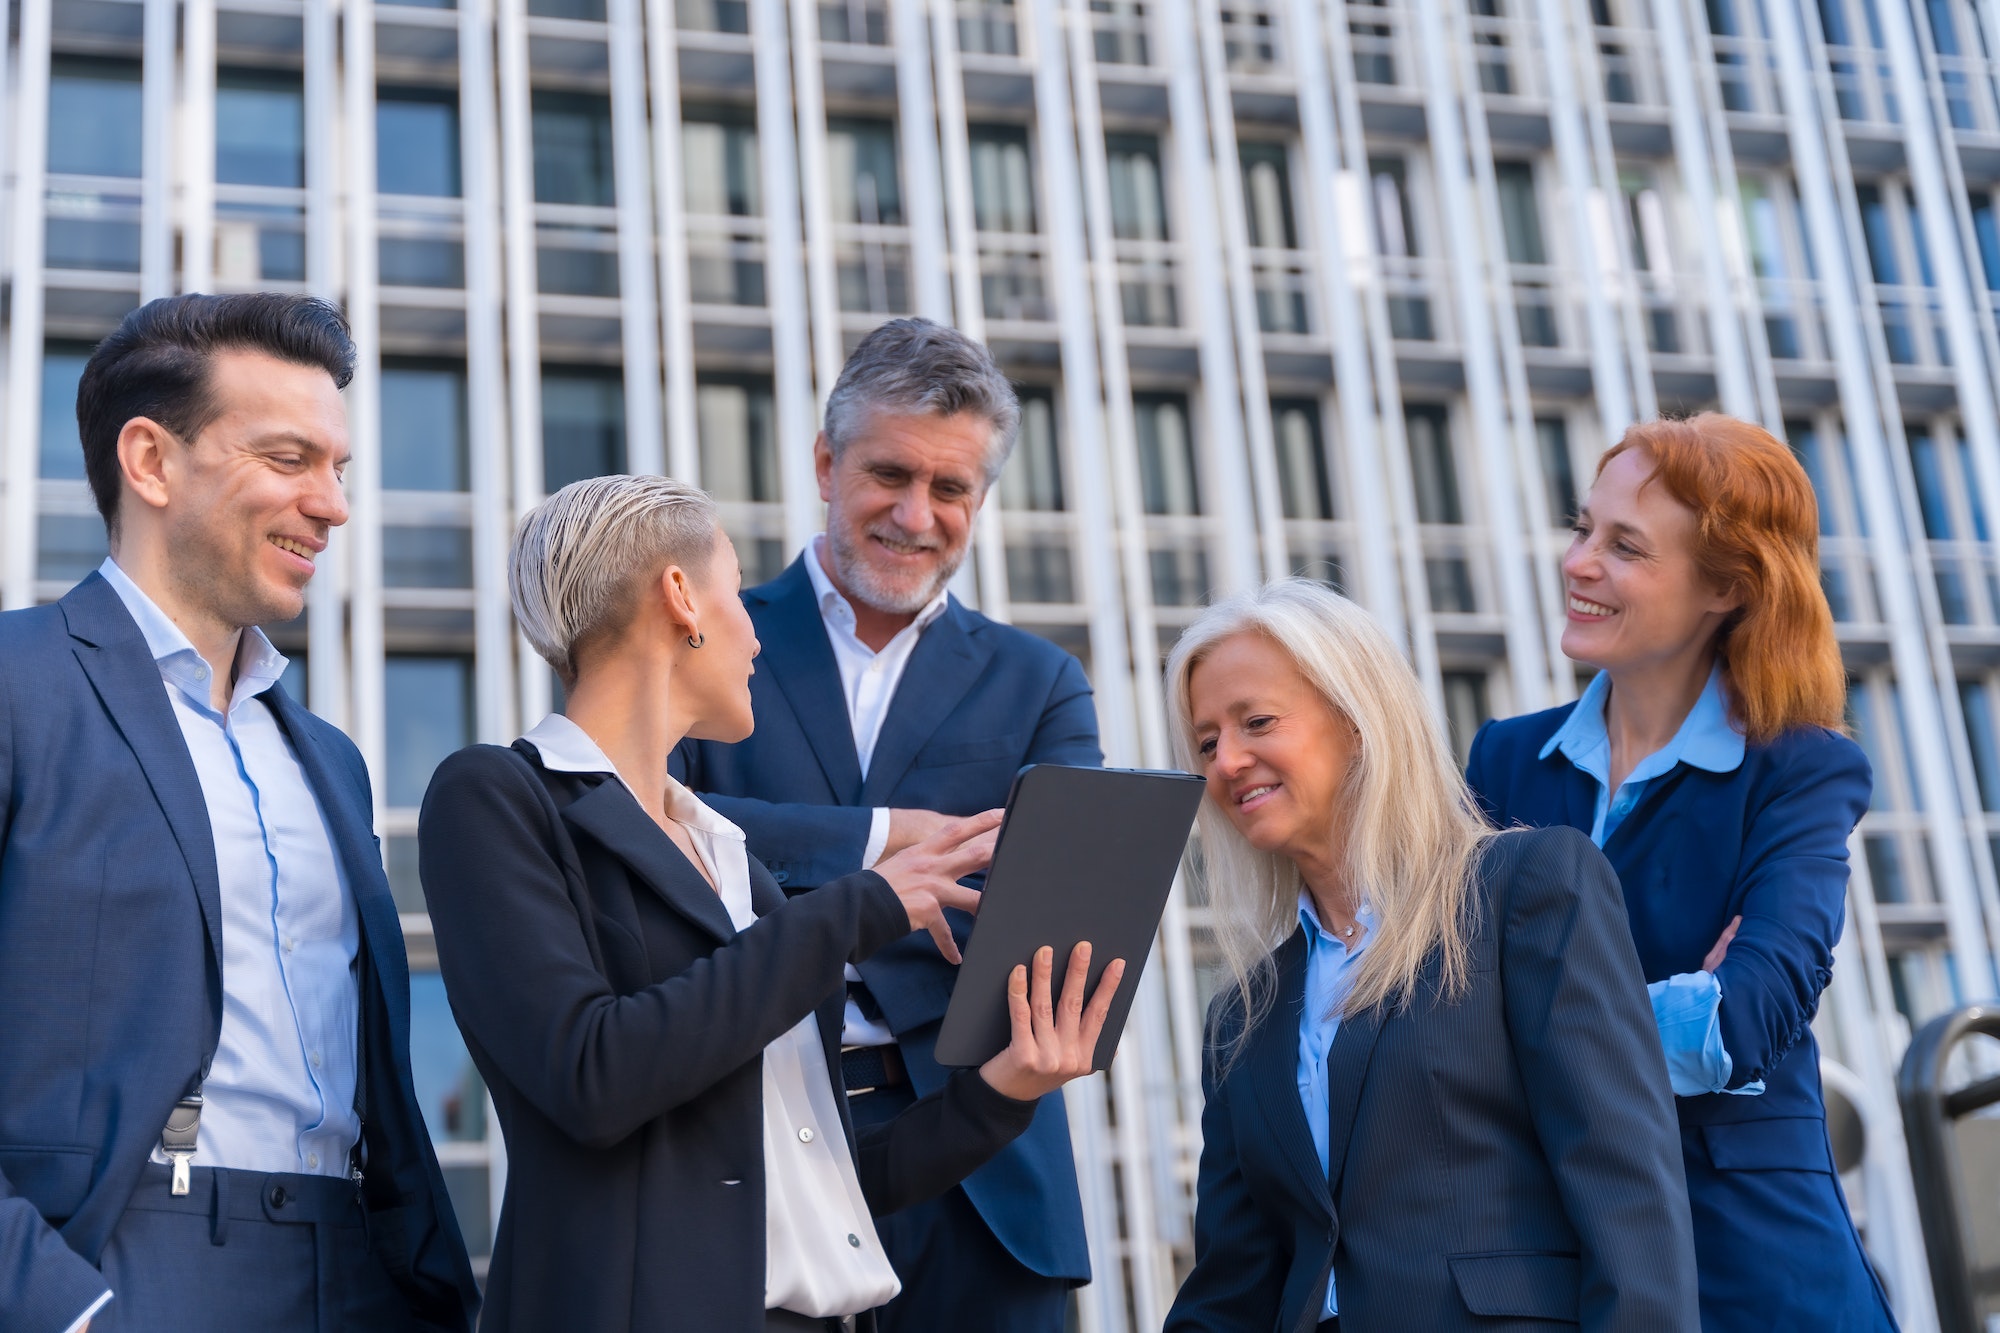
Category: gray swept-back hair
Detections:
[
  {"x1": 510, "y1": 474, "x2": 721, "y2": 687},
  {"x1": 822, "y1": 318, "x2": 1020, "y2": 483},
  {"x1": 1165, "y1": 579, "x2": 1490, "y2": 1061}
]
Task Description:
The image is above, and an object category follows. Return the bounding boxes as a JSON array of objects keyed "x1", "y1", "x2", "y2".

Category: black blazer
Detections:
[
  {"x1": 417, "y1": 741, "x2": 1036, "y2": 1333},
  {"x1": 1166, "y1": 826, "x2": 1699, "y2": 1333}
]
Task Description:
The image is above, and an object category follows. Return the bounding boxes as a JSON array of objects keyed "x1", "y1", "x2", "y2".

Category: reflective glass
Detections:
[
  {"x1": 533, "y1": 93, "x2": 615, "y2": 207},
  {"x1": 542, "y1": 368, "x2": 626, "y2": 491},
  {"x1": 39, "y1": 343, "x2": 91, "y2": 480},
  {"x1": 1405, "y1": 404, "x2": 1463, "y2": 524},
  {"x1": 1135, "y1": 394, "x2": 1198, "y2": 515},
  {"x1": 969, "y1": 125, "x2": 1035, "y2": 234},
  {"x1": 382, "y1": 362, "x2": 470, "y2": 491},
  {"x1": 696, "y1": 376, "x2": 778, "y2": 502},
  {"x1": 385, "y1": 656, "x2": 472, "y2": 808},
  {"x1": 49, "y1": 59, "x2": 142, "y2": 177},
  {"x1": 682, "y1": 112, "x2": 760, "y2": 216},
  {"x1": 826, "y1": 119, "x2": 902, "y2": 225},
  {"x1": 999, "y1": 392, "x2": 1064, "y2": 512},
  {"x1": 1238, "y1": 142, "x2": 1296, "y2": 250},
  {"x1": 1272, "y1": 398, "x2": 1333, "y2": 520},
  {"x1": 216, "y1": 72, "x2": 305, "y2": 187},
  {"x1": 1107, "y1": 134, "x2": 1168, "y2": 241},
  {"x1": 378, "y1": 91, "x2": 462, "y2": 197}
]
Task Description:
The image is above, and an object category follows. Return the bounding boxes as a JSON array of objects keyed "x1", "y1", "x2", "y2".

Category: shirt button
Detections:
[
  {"x1": 848, "y1": 1233, "x2": 861, "y2": 1248},
  {"x1": 194, "y1": 665, "x2": 209, "y2": 681},
  {"x1": 283, "y1": 937, "x2": 296, "y2": 954},
  {"x1": 798, "y1": 1127, "x2": 815, "y2": 1144},
  {"x1": 307, "y1": 1152, "x2": 320, "y2": 1169},
  {"x1": 310, "y1": 1051, "x2": 322, "y2": 1069}
]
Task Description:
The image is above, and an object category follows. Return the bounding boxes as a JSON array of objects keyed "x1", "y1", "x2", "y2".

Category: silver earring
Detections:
[{"x1": 687, "y1": 633, "x2": 705, "y2": 649}]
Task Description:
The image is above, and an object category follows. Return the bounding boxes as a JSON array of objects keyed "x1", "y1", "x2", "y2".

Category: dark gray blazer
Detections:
[
  {"x1": 417, "y1": 741, "x2": 1037, "y2": 1333},
  {"x1": 1166, "y1": 825, "x2": 1699, "y2": 1333}
]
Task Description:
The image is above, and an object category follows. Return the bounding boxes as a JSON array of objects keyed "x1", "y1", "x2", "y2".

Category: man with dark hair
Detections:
[
  {"x1": 0, "y1": 293, "x2": 478, "y2": 1332},
  {"x1": 675, "y1": 318, "x2": 1096, "y2": 1333}
]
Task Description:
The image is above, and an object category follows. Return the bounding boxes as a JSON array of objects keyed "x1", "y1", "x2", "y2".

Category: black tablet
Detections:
[{"x1": 933, "y1": 763, "x2": 1207, "y2": 1070}]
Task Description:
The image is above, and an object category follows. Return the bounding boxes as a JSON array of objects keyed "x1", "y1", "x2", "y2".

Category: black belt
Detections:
[
  {"x1": 766, "y1": 1310, "x2": 850, "y2": 1331},
  {"x1": 840, "y1": 1044, "x2": 907, "y2": 1096}
]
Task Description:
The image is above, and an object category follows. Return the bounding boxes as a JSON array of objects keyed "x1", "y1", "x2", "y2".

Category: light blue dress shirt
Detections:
[
  {"x1": 100, "y1": 559, "x2": 362, "y2": 1178},
  {"x1": 1296, "y1": 893, "x2": 1375, "y2": 1320},
  {"x1": 1538, "y1": 664, "x2": 1761, "y2": 1098}
]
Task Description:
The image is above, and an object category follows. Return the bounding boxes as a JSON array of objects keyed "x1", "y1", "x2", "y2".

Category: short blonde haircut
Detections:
[
  {"x1": 510, "y1": 474, "x2": 721, "y2": 686},
  {"x1": 1165, "y1": 579, "x2": 1489, "y2": 1050}
]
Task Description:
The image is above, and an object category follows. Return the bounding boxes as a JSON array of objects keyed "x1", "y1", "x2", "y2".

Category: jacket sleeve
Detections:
[
  {"x1": 1463, "y1": 718, "x2": 1505, "y2": 826},
  {"x1": 1712, "y1": 733, "x2": 1871, "y2": 1089},
  {"x1": 853, "y1": 1069, "x2": 1037, "y2": 1217},
  {"x1": 1500, "y1": 827, "x2": 1701, "y2": 1333},
  {"x1": 418, "y1": 746, "x2": 911, "y2": 1149},
  {"x1": 1163, "y1": 1003, "x2": 1292, "y2": 1332},
  {"x1": 1024, "y1": 654, "x2": 1103, "y2": 770},
  {"x1": 673, "y1": 730, "x2": 875, "y2": 891},
  {"x1": 0, "y1": 649, "x2": 116, "y2": 1333}
]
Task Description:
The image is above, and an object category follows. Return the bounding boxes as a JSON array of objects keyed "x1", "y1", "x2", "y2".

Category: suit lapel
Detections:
[
  {"x1": 747, "y1": 561, "x2": 865, "y2": 803},
  {"x1": 1249, "y1": 932, "x2": 1334, "y2": 1222},
  {"x1": 61, "y1": 575, "x2": 224, "y2": 973},
  {"x1": 560, "y1": 777, "x2": 737, "y2": 945},
  {"x1": 1321, "y1": 1002, "x2": 1385, "y2": 1199},
  {"x1": 859, "y1": 601, "x2": 993, "y2": 807}
]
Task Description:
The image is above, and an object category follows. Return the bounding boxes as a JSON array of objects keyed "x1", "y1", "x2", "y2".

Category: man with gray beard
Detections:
[{"x1": 674, "y1": 319, "x2": 1098, "y2": 1333}]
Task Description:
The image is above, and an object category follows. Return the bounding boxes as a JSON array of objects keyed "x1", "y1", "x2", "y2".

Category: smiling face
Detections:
[
  {"x1": 677, "y1": 529, "x2": 763, "y2": 744},
  {"x1": 816, "y1": 408, "x2": 992, "y2": 615},
  {"x1": 1562, "y1": 446, "x2": 1740, "y2": 673},
  {"x1": 141, "y1": 349, "x2": 351, "y2": 630},
  {"x1": 1186, "y1": 630, "x2": 1357, "y2": 872}
]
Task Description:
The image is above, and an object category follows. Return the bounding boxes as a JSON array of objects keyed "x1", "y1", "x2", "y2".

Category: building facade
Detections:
[{"x1": 4, "y1": 0, "x2": 1999, "y2": 1324}]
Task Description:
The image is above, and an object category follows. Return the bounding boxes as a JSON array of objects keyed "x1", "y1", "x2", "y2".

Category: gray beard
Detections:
[{"x1": 828, "y1": 523, "x2": 965, "y2": 616}]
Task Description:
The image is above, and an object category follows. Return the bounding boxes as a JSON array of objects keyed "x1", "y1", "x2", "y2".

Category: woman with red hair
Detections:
[{"x1": 1467, "y1": 414, "x2": 1895, "y2": 1330}]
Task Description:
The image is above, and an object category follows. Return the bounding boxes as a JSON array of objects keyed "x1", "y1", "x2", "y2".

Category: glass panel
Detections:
[
  {"x1": 1006, "y1": 540, "x2": 1075, "y2": 603},
  {"x1": 678, "y1": 0, "x2": 750, "y2": 30},
  {"x1": 826, "y1": 119, "x2": 902, "y2": 225},
  {"x1": 1973, "y1": 194, "x2": 2000, "y2": 291},
  {"x1": 377, "y1": 90, "x2": 462, "y2": 197},
  {"x1": 1405, "y1": 404, "x2": 1463, "y2": 524},
  {"x1": 1537, "y1": 417, "x2": 1576, "y2": 526},
  {"x1": 379, "y1": 236, "x2": 465, "y2": 288},
  {"x1": 382, "y1": 362, "x2": 470, "y2": 491},
  {"x1": 1494, "y1": 162, "x2": 1547, "y2": 264},
  {"x1": 682, "y1": 112, "x2": 760, "y2": 216},
  {"x1": 1908, "y1": 426, "x2": 1954, "y2": 539},
  {"x1": 1961, "y1": 680, "x2": 2000, "y2": 812},
  {"x1": 696, "y1": 376, "x2": 778, "y2": 502},
  {"x1": 216, "y1": 71, "x2": 305, "y2": 188},
  {"x1": 1107, "y1": 134, "x2": 1169, "y2": 241},
  {"x1": 969, "y1": 125, "x2": 1036, "y2": 234},
  {"x1": 1846, "y1": 679, "x2": 1893, "y2": 812},
  {"x1": 531, "y1": 0, "x2": 606, "y2": 16},
  {"x1": 410, "y1": 970, "x2": 489, "y2": 1259},
  {"x1": 1785, "y1": 420, "x2": 1838, "y2": 536},
  {"x1": 36, "y1": 514, "x2": 109, "y2": 585},
  {"x1": 49, "y1": 59, "x2": 142, "y2": 177},
  {"x1": 383, "y1": 526, "x2": 473, "y2": 588},
  {"x1": 384, "y1": 656, "x2": 472, "y2": 807},
  {"x1": 1441, "y1": 670, "x2": 1491, "y2": 767},
  {"x1": 385, "y1": 834, "x2": 425, "y2": 914},
  {"x1": 532, "y1": 92, "x2": 616, "y2": 207},
  {"x1": 1272, "y1": 398, "x2": 1333, "y2": 520},
  {"x1": 999, "y1": 391, "x2": 1064, "y2": 512},
  {"x1": 39, "y1": 342, "x2": 92, "y2": 481},
  {"x1": 1135, "y1": 394, "x2": 1199, "y2": 515},
  {"x1": 1238, "y1": 142, "x2": 1297, "y2": 249},
  {"x1": 542, "y1": 368, "x2": 627, "y2": 491}
]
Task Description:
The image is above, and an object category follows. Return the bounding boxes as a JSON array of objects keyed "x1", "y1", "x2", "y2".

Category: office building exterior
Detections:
[{"x1": 3, "y1": 0, "x2": 1996, "y2": 1323}]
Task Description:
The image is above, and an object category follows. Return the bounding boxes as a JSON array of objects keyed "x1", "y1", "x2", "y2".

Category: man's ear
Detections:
[
  {"x1": 814, "y1": 432, "x2": 834, "y2": 504},
  {"x1": 117, "y1": 417, "x2": 179, "y2": 516}
]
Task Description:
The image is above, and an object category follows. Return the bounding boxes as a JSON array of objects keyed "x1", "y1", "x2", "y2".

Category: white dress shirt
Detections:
[
  {"x1": 520, "y1": 713, "x2": 902, "y2": 1317},
  {"x1": 802, "y1": 538, "x2": 951, "y2": 1049}
]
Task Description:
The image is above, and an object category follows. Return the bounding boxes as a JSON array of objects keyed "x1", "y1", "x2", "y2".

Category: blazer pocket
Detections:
[
  {"x1": 1701, "y1": 1117, "x2": 1835, "y2": 1173},
  {"x1": 913, "y1": 734, "x2": 1025, "y2": 769},
  {"x1": 1448, "y1": 1251, "x2": 1581, "y2": 1323},
  {"x1": 0, "y1": 1144, "x2": 95, "y2": 1223}
]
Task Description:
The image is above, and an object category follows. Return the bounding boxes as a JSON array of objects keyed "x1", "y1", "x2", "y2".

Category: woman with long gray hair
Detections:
[{"x1": 1162, "y1": 579, "x2": 1698, "y2": 1333}]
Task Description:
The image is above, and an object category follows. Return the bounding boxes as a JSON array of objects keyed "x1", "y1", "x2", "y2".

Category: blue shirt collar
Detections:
[
  {"x1": 1298, "y1": 891, "x2": 1375, "y2": 953},
  {"x1": 1538, "y1": 661, "x2": 1745, "y2": 787},
  {"x1": 97, "y1": 557, "x2": 288, "y2": 711}
]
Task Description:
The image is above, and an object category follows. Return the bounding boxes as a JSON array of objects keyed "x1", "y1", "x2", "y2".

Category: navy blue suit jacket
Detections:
[
  {"x1": 0, "y1": 574, "x2": 479, "y2": 1333},
  {"x1": 1468, "y1": 707, "x2": 1895, "y2": 1329},
  {"x1": 673, "y1": 555, "x2": 1097, "y2": 1282}
]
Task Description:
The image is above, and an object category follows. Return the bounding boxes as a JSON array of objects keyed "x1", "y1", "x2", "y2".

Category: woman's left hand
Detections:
[{"x1": 978, "y1": 942, "x2": 1127, "y2": 1102}]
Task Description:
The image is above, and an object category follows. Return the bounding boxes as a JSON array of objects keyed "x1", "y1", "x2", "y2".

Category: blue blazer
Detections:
[
  {"x1": 1468, "y1": 707, "x2": 1896, "y2": 1331},
  {"x1": 673, "y1": 555, "x2": 1097, "y2": 1282},
  {"x1": 0, "y1": 574, "x2": 479, "y2": 1332},
  {"x1": 1167, "y1": 827, "x2": 1698, "y2": 1333}
]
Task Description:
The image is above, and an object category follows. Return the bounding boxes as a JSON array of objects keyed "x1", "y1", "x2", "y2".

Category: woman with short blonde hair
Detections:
[{"x1": 1164, "y1": 579, "x2": 1696, "y2": 1333}]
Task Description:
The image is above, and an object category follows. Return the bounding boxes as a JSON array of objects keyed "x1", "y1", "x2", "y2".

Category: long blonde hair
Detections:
[{"x1": 1165, "y1": 580, "x2": 1490, "y2": 1049}]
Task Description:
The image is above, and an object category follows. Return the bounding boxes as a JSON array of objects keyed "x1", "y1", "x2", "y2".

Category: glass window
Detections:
[
  {"x1": 216, "y1": 71, "x2": 305, "y2": 188},
  {"x1": 385, "y1": 655, "x2": 473, "y2": 808},
  {"x1": 999, "y1": 390, "x2": 1064, "y2": 512},
  {"x1": 1371, "y1": 156, "x2": 1418, "y2": 257},
  {"x1": 531, "y1": 0, "x2": 606, "y2": 17},
  {"x1": 1785, "y1": 420, "x2": 1838, "y2": 536},
  {"x1": 381, "y1": 361, "x2": 469, "y2": 491},
  {"x1": 1238, "y1": 142, "x2": 1297, "y2": 250},
  {"x1": 1272, "y1": 398, "x2": 1334, "y2": 520},
  {"x1": 1972, "y1": 193, "x2": 2000, "y2": 291},
  {"x1": 1108, "y1": 134, "x2": 1169, "y2": 242},
  {"x1": 409, "y1": 970, "x2": 492, "y2": 1256},
  {"x1": 532, "y1": 92, "x2": 615, "y2": 207},
  {"x1": 1855, "y1": 183, "x2": 1901, "y2": 283},
  {"x1": 696, "y1": 375, "x2": 778, "y2": 502},
  {"x1": 542, "y1": 367, "x2": 626, "y2": 491},
  {"x1": 1537, "y1": 416, "x2": 1577, "y2": 526},
  {"x1": 377, "y1": 89, "x2": 462, "y2": 198},
  {"x1": 1908, "y1": 426, "x2": 1955, "y2": 539},
  {"x1": 384, "y1": 526, "x2": 474, "y2": 588},
  {"x1": 1961, "y1": 680, "x2": 2000, "y2": 812},
  {"x1": 1441, "y1": 671, "x2": 1491, "y2": 767},
  {"x1": 969, "y1": 125, "x2": 1036, "y2": 234},
  {"x1": 1405, "y1": 404, "x2": 1463, "y2": 524},
  {"x1": 39, "y1": 342, "x2": 92, "y2": 481},
  {"x1": 49, "y1": 59, "x2": 142, "y2": 177},
  {"x1": 37, "y1": 515, "x2": 109, "y2": 585},
  {"x1": 826, "y1": 119, "x2": 902, "y2": 225},
  {"x1": 1494, "y1": 162, "x2": 1547, "y2": 265},
  {"x1": 682, "y1": 110, "x2": 760, "y2": 217},
  {"x1": 1135, "y1": 393, "x2": 1198, "y2": 515}
]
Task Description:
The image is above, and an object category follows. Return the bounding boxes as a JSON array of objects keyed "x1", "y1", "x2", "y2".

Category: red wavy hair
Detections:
[{"x1": 1596, "y1": 414, "x2": 1845, "y2": 745}]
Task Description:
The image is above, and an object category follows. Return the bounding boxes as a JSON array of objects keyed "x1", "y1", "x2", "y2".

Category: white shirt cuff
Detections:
[
  {"x1": 862, "y1": 808, "x2": 891, "y2": 870},
  {"x1": 65, "y1": 1290, "x2": 112, "y2": 1333}
]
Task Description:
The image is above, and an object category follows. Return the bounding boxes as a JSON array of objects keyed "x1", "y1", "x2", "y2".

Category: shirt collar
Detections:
[
  {"x1": 519, "y1": 712, "x2": 745, "y2": 843},
  {"x1": 803, "y1": 535, "x2": 950, "y2": 641},
  {"x1": 97, "y1": 557, "x2": 288, "y2": 708},
  {"x1": 1539, "y1": 661, "x2": 1745, "y2": 783},
  {"x1": 1297, "y1": 891, "x2": 1375, "y2": 954}
]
